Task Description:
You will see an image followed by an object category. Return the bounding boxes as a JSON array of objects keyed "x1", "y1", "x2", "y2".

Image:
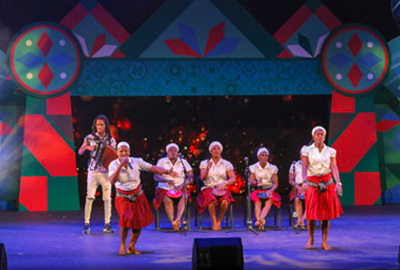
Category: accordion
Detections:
[{"x1": 93, "y1": 142, "x2": 117, "y2": 170}]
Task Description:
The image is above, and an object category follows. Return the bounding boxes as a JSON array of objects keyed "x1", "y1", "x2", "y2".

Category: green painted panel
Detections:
[
  {"x1": 47, "y1": 176, "x2": 80, "y2": 211},
  {"x1": 339, "y1": 172, "x2": 354, "y2": 205},
  {"x1": 21, "y1": 146, "x2": 50, "y2": 177}
]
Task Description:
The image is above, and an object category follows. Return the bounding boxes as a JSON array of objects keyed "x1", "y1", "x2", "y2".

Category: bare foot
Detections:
[
  {"x1": 127, "y1": 247, "x2": 141, "y2": 255},
  {"x1": 305, "y1": 240, "x2": 314, "y2": 249},
  {"x1": 322, "y1": 243, "x2": 333, "y2": 250},
  {"x1": 212, "y1": 222, "x2": 220, "y2": 231},
  {"x1": 173, "y1": 220, "x2": 181, "y2": 231},
  {"x1": 258, "y1": 218, "x2": 265, "y2": 231},
  {"x1": 255, "y1": 219, "x2": 260, "y2": 226},
  {"x1": 119, "y1": 247, "x2": 127, "y2": 255}
]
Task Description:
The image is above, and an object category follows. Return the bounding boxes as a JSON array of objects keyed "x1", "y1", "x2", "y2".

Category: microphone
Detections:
[{"x1": 244, "y1": 157, "x2": 249, "y2": 162}]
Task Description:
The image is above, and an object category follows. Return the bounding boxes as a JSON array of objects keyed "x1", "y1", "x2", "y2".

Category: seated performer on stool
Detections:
[
  {"x1": 289, "y1": 148, "x2": 308, "y2": 229},
  {"x1": 109, "y1": 141, "x2": 178, "y2": 255},
  {"x1": 197, "y1": 141, "x2": 235, "y2": 231},
  {"x1": 301, "y1": 126, "x2": 343, "y2": 250},
  {"x1": 153, "y1": 143, "x2": 194, "y2": 231},
  {"x1": 249, "y1": 147, "x2": 281, "y2": 230}
]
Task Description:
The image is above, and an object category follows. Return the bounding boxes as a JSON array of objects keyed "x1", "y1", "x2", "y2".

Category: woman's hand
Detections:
[
  {"x1": 168, "y1": 168, "x2": 179, "y2": 178},
  {"x1": 167, "y1": 179, "x2": 176, "y2": 188},
  {"x1": 336, "y1": 184, "x2": 343, "y2": 196},
  {"x1": 216, "y1": 182, "x2": 227, "y2": 191}
]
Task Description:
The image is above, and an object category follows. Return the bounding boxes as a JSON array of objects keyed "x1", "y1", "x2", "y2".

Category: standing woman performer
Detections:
[
  {"x1": 249, "y1": 147, "x2": 281, "y2": 230},
  {"x1": 109, "y1": 142, "x2": 177, "y2": 255},
  {"x1": 197, "y1": 141, "x2": 235, "y2": 231},
  {"x1": 301, "y1": 126, "x2": 343, "y2": 250}
]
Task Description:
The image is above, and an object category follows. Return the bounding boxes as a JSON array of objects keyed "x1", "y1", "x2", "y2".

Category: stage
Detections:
[{"x1": 1, "y1": 203, "x2": 399, "y2": 270}]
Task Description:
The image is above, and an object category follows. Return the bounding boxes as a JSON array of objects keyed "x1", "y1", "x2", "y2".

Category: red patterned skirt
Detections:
[
  {"x1": 153, "y1": 188, "x2": 191, "y2": 210},
  {"x1": 196, "y1": 188, "x2": 235, "y2": 214},
  {"x1": 115, "y1": 186, "x2": 154, "y2": 229},
  {"x1": 250, "y1": 190, "x2": 282, "y2": 209},
  {"x1": 305, "y1": 174, "x2": 343, "y2": 220}
]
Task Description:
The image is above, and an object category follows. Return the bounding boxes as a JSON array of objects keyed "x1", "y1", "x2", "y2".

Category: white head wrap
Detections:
[
  {"x1": 117, "y1": 141, "x2": 130, "y2": 149},
  {"x1": 311, "y1": 126, "x2": 326, "y2": 136},
  {"x1": 166, "y1": 143, "x2": 179, "y2": 152},
  {"x1": 208, "y1": 141, "x2": 223, "y2": 153},
  {"x1": 257, "y1": 147, "x2": 269, "y2": 157}
]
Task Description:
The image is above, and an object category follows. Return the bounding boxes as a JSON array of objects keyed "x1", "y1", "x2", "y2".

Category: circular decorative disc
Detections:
[
  {"x1": 321, "y1": 24, "x2": 390, "y2": 96},
  {"x1": 8, "y1": 22, "x2": 82, "y2": 98}
]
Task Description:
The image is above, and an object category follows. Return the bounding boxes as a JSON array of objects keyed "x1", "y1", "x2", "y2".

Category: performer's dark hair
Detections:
[{"x1": 91, "y1": 114, "x2": 112, "y2": 144}]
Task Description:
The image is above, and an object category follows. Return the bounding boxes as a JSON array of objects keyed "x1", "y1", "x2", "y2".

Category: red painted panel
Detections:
[
  {"x1": 332, "y1": 113, "x2": 377, "y2": 172},
  {"x1": 91, "y1": 4, "x2": 130, "y2": 44},
  {"x1": 20, "y1": 176, "x2": 47, "y2": 211},
  {"x1": 0, "y1": 123, "x2": 14, "y2": 135},
  {"x1": 331, "y1": 91, "x2": 355, "y2": 113},
  {"x1": 273, "y1": 5, "x2": 312, "y2": 44},
  {"x1": 376, "y1": 120, "x2": 400, "y2": 133},
  {"x1": 24, "y1": 115, "x2": 77, "y2": 176},
  {"x1": 315, "y1": 5, "x2": 342, "y2": 30},
  {"x1": 204, "y1": 22, "x2": 225, "y2": 56},
  {"x1": 60, "y1": 4, "x2": 88, "y2": 30},
  {"x1": 277, "y1": 49, "x2": 293, "y2": 58},
  {"x1": 354, "y1": 172, "x2": 381, "y2": 205},
  {"x1": 164, "y1": 39, "x2": 201, "y2": 57},
  {"x1": 46, "y1": 92, "x2": 71, "y2": 115}
]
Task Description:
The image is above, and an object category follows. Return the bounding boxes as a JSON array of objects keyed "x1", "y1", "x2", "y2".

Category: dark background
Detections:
[{"x1": 72, "y1": 95, "x2": 330, "y2": 202}]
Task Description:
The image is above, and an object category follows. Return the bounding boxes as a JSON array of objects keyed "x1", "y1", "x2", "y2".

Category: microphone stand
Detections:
[
  {"x1": 291, "y1": 161, "x2": 299, "y2": 235},
  {"x1": 179, "y1": 154, "x2": 190, "y2": 236},
  {"x1": 226, "y1": 157, "x2": 258, "y2": 235},
  {"x1": 177, "y1": 154, "x2": 207, "y2": 235}
]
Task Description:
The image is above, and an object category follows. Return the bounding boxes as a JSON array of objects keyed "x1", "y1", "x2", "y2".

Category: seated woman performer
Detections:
[
  {"x1": 196, "y1": 141, "x2": 235, "y2": 231},
  {"x1": 109, "y1": 141, "x2": 177, "y2": 255},
  {"x1": 289, "y1": 148, "x2": 308, "y2": 229},
  {"x1": 153, "y1": 143, "x2": 194, "y2": 231},
  {"x1": 249, "y1": 147, "x2": 281, "y2": 230}
]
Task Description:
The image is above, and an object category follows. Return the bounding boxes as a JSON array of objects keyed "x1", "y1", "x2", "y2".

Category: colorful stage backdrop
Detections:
[{"x1": 0, "y1": 0, "x2": 399, "y2": 210}]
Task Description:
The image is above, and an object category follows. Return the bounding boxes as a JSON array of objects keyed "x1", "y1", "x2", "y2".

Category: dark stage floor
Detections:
[{"x1": 1, "y1": 202, "x2": 399, "y2": 270}]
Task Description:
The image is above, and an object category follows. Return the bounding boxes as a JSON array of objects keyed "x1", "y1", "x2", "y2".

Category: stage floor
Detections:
[{"x1": 1, "y1": 203, "x2": 399, "y2": 270}]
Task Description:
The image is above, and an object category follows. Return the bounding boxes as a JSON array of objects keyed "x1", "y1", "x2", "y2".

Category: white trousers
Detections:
[{"x1": 84, "y1": 171, "x2": 112, "y2": 224}]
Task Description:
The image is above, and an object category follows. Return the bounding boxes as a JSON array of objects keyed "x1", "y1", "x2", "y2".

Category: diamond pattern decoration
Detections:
[
  {"x1": 358, "y1": 52, "x2": 382, "y2": 68},
  {"x1": 48, "y1": 52, "x2": 74, "y2": 68},
  {"x1": 165, "y1": 21, "x2": 240, "y2": 58},
  {"x1": 16, "y1": 52, "x2": 43, "y2": 68},
  {"x1": 322, "y1": 25, "x2": 390, "y2": 95},
  {"x1": 38, "y1": 63, "x2": 54, "y2": 89},
  {"x1": 347, "y1": 63, "x2": 363, "y2": 87},
  {"x1": 37, "y1": 31, "x2": 53, "y2": 57},
  {"x1": 329, "y1": 53, "x2": 352, "y2": 68},
  {"x1": 348, "y1": 33, "x2": 362, "y2": 57},
  {"x1": 9, "y1": 23, "x2": 82, "y2": 97}
]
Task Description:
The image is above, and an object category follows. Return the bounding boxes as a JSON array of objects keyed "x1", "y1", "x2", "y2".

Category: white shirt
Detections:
[
  {"x1": 108, "y1": 157, "x2": 152, "y2": 191},
  {"x1": 249, "y1": 161, "x2": 278, "y2": 188},
  {"x1": 289, "y1": 160, "x2": 304, "y2": 184},
  {"x1": 156, "y1": 157, "x2": 193, "y2": 190},
  {"x1": 199, "y1": 158, "x2": 234, "y2": 188},
  {"x1": 301, "y1": 144, "x2": 336, "y2": 176}
]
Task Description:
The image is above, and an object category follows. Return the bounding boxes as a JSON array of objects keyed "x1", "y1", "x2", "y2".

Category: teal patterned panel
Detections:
[{"x1": 70, "y1": 59, "x2": 332, "y2": 96}]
